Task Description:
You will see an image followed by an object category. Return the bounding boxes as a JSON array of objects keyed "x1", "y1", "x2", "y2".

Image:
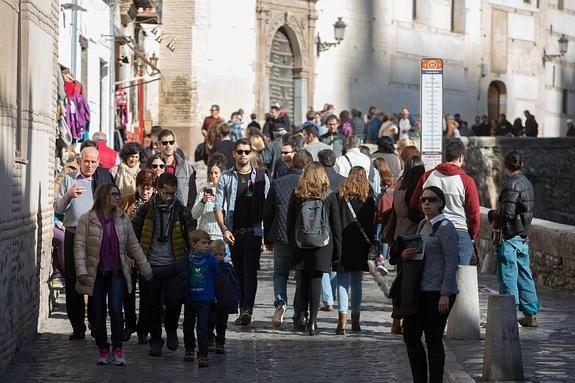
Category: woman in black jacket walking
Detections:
[
  {"x1": 287, "y1": 161, "x2": 342, "y2": 335},
  {"x1": 335, "y1": 166, "x2": 376, "y2": 335}
]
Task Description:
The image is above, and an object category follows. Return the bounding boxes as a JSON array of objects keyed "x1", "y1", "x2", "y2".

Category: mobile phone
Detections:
[{"x1": 204, "y1": 186, "x2": 214, "y2": 195}]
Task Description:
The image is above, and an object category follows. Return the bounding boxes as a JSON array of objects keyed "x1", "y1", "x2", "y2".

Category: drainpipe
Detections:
[
  {"x1": 109, "y1": 1, "x2": 116, "y2": 144},
  {"x1": 71, "y1": 0, "x2": 78, "y2": 75}
]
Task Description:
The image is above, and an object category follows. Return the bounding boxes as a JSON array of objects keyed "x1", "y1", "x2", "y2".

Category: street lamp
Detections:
[
  {"x1": 316, "y1": 17, "x2": 347, "y2": 57},
  {"x1": 543, "y1": 34, "x2": 569, "y2": 65}
]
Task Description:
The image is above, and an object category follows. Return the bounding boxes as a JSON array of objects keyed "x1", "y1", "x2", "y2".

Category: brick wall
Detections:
[{"x1": 0, "y1": 0, "x2": 57, "y2": 374}]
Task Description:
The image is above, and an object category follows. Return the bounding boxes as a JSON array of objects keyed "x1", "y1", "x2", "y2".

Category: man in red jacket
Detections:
[
  {"x1": 410, "y1": 139, "x2": 480, "y2": 265},
  {"x1": 92, "y1": 131, "x2": 119, "y2": 169}
]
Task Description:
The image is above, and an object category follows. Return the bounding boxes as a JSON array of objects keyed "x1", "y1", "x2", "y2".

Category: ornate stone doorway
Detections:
[
  {"x1": 269, "y1": 28, "x2": 295, "y2": 124},
  {"x1": 488, "y1": 81, "x2": 507, "y2": 123}
]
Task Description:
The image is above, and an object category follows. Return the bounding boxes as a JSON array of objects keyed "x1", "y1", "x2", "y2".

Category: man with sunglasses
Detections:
[
  {"x1": 132, "y1": 173, "x2": 195, "y2": 356},
  {"x1": 214, "y1": 138, "x2": 270, "y2": 326},
  {"x1": 157, "y1": 129, "x2": 197, "y2": 211},
  {"x1": 409, "y1": 139, "x2": 480, "y2": 265}
]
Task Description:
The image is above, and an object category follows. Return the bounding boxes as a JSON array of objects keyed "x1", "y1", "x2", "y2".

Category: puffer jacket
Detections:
[
  {"x1": 488, "y1": 172, "x2": 534, "y2": 239},
  {"x1": 263, "y1": 168, "x2": 302, "y2": 244},
  {"x1": 74, "y1": 209, "x2": 152, "y2": 296}
]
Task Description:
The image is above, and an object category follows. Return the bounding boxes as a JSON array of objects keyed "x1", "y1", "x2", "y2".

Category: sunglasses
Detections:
[
  {"x1": 281, "y1": 151, "x2": 294, "y2": 155},
  {"x1": 151, "y1": 164, "x2": 165, "y2": 169},
  {"x1": 159, "y1": 189, "x2": 176, "y2": 196},
  {"x1": 420, "y1": 196, "x2": 439, "y2": 204},
  {"x1": 235, "y1": 150, "x2": 251, "y2": 155},
  {"x1": 161, "y1": 140, "x2": 175, "y2": 146}
]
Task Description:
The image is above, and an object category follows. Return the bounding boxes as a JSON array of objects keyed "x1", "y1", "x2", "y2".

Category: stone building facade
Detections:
[
  {"x1": 157, "y1": 0, "x2": 575, "y2": 155},
  {"x1": 0, "y1": 0, "x2": 58, "y2": 374}
]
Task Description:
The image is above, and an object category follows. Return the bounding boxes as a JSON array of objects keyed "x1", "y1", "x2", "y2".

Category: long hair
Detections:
[
  {"x1": 399, "y1": 156, "x2": 425, "y2": 205},
  {"x1": 92, "y1": 183, "x2": 119, "y2": 215},
  {"x1": 373, "y1": 158, "x2": 395, "y2": 188},
  {"x1": 338, "y1": 166, "x2": 369, "y2": 203},
  {"x1": 294, "y1": 161, "x2": 329, "y2": 199}
]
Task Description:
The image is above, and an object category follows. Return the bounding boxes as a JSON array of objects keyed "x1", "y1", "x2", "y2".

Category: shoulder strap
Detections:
[
  {"x1": 430, "y1": 219, "x2": 444, "y2": 237},
  {"x1": 344, "y1": 154, "x2": 353, "y2": 168},
  {"x1": 345, "y1": 199, "x2": 373, "y2": 245}
]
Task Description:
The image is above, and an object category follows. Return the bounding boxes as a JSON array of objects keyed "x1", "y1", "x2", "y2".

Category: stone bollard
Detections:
[
  {"x1": 481, "y1": 245, "x2": 498, "y2": 275},
  {"x1": 447, "y1": 265, "x2": 481, "y2": 340},
  {"x1": 482, "y1": 294, "x2": 524, "y2": 381}
]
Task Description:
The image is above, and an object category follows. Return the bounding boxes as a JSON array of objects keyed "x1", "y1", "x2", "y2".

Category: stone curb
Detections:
[{"x1": 367, "y1": 260, "x2": 476, "y2": 383}]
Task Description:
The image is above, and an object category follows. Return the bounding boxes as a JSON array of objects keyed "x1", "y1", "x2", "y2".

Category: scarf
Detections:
[
  {"x1": 154, "y1": 195, "x2": 175, "y2": 242},
  {"x1": 116, "y1": 162, "x2": 140, "y2": 196},
  {"x1": 97, "y1": 212, "x2": 120, "y2": 275}
]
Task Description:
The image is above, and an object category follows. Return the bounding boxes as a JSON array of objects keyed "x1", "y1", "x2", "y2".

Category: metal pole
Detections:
[
  {"x1": 138, "y1": 66, "x2": 145, "y2": 144},
  {"x1": 71, "y1": 0, "x2": 78, "y2": 75}
]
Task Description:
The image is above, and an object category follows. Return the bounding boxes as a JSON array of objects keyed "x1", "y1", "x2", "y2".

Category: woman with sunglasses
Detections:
[
  {"x1": 115, "y1": 142, "x2": 143, "y2": 197},
  {"x1": 146, "y1": 153, "x2": 166, "y2": 177},
  {"x1": 74, "y1": 183, "x2": 153, "y2": 365},
  {"x1": 401, "y1": 185, "x2": 459, "y2": 383}
]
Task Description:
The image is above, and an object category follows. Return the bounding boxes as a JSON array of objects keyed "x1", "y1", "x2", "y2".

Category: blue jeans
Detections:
[
  {"x1": 337, "y1": 271, "x2": 363, "y2": 314},
  {"x1": 456, "y1": 231, "x2": 474, "y2": 265},
  {"x1": 92, "y1": 271, "x2": 126, "y2": 349},
  {"x1": 496, "y1": 236, "x2": 539, "y2": 315},
  {"x1": 231, "y1": 233, "x2": 262, "y2": 312},
  {"x1": 321, "y1": 271, "x2": 337, "y2": 306},
  {"x1": 183, "y1": 301, "x2": 210, "y2": 355},
  {"x1": 273, "y1": 243, "x2": 291, "y2": 307}
]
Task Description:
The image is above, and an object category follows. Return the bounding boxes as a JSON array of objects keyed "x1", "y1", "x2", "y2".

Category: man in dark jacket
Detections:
[
  {"x1": 132, "y1": 173, "x2": 195, "y2": 356},
  {"x1": 157, "y1": 129, "x2": 197, "y2": 210},
  {"x1": 263, "y1": 150, "x2": 313, "y2": 328},
  {"x1": 318, "y1": 149, "x2": 346, "y2": 191},
  {"x1": 524, "y1": 110, "x2": 538, "y2": 137},
  {"x1": 262, "y1": 103, "x2": 291, "y2": 138},
  {"x1": 488, "y1": 151, "x2": 539, "y2": 327}
]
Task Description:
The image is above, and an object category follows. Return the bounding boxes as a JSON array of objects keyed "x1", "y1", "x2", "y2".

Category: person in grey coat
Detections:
[{"x1": 401, "y1": 185, "x2": 459, "y2": 383}]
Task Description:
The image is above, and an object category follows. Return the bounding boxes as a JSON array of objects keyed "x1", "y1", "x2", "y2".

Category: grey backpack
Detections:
[{"x1": 295, "y1": 198, "x2": 330, "y2": 249}]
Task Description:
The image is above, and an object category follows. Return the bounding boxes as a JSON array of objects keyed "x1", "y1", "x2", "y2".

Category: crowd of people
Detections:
[{"x1": 52, "y1": 102, "x2": 541, "y2": 381}]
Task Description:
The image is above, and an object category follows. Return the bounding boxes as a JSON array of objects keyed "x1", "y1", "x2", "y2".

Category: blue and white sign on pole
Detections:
[{"x1": 420, "y1": 58, "x2": 444, "y2": 169}]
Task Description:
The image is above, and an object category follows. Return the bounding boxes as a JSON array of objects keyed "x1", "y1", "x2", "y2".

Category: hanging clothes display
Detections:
[
  {"x1": 115, "y1": 87, "x2": 128, "y2": 129},
  {"x1": 63, "y1": 71, "x2": 90, "y2": 141}
]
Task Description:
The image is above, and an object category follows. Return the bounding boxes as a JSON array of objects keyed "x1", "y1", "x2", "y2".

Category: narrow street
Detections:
[{"x1": 2, "y1": 253, "x2": 413, "y2": 382}]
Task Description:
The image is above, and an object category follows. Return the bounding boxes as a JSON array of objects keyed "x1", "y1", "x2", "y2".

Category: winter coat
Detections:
[
  {"x1": 337, "y1": 194, "x2": 376, "y2": 272},
  {"x1": 74, "y1": 209, "x2": 152, "y2": 296},
  {"x1": 263, "y1": 168, "x2": 302, "y2": 244},
  {"x1": 115, "y1": 162, "x2": 140, "y2": 197},
  {"x1": 287, "y1": 192, "x2": 342, "y2": 272},
  {"x1": 214, "y1": 261, "x2": 240, "y2": 314},
  {"x1": 172, "y1": 152, "x2": 198, "y2": 209}
]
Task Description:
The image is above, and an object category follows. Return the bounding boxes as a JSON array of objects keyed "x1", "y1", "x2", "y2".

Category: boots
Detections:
[
  {"x1": 351, "y1": 314, "x2": 361, "y2": 332},
  {"x1": 518, "y1": 314, "x2": 538, "y2": 327},
  {"x1": 391, "y1": 318, "x2": 402, "y2": 334},
  {"x1": 335, "y1": 312, "x2": 347, "y2": 335}
]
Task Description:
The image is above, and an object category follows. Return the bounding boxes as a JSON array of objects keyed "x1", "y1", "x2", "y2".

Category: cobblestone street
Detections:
[{"x1": 2, "y1": 253, "x2": 412, "y2": 382}]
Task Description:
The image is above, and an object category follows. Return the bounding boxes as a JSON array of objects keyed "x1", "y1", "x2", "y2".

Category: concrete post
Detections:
[
  {"x1": 447, "y1": 265, "x2": 481, "y2": 340},
  {"x1": 482, "y1": 295, "x2": 524, "y2": 381}
]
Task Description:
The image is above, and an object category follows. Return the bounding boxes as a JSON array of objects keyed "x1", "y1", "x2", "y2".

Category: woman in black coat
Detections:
[
  {"x1": 287, "y1": 161, "x2": 342, "y2": 335},
  {"x1": 336, "y1": 166, "x2": 376, "y2": 335}
]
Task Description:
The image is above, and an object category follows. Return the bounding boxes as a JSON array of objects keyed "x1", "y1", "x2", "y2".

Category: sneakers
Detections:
[
  {"x1": 197, "y1": 354, "x2": 209, "y2": 368},
  {"x1": 234, "y1": 309, "x2": 244, "y2": 325},
  {"x1": 518, "y1": 314, "x2": 538, "y2": 327},
  {"x1": 183, "y1": 349, "x2": 195, "y2": 362},
  {"x1": 271, "y1": 305, "x2": 286, "y2": 328},
  {"x1": 149, "y1": 339, "x2": 164, "y2": 357},
  {"x1": 166, "y1": 332, "x2": 179, "y2": 351},
  {"x1": 97, "y1": 347, "x2": 110, "y2": 365},
  {"x1": 376, "y1": 256, "x2": 389, "y2": 276},
  {"x1": 320, "y1": 304, "x2": 334, "y2": 312},
  {"x1": 238, "y1": 311, "x2": 252, "y2": 326},
  {"x1": 208, "y1": 339, "x2": 216, "y2": 353},
  {"x1": 215, "y1": 344, "x2": 225, "y2": 354},
  {"x1": 110, "y1": 346, "x2": 126, "y2": 366}
]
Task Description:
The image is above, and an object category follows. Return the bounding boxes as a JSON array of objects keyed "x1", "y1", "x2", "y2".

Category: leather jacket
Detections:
[{"x1": 488, "y1": 172, "x2": 534, "y2": 239}]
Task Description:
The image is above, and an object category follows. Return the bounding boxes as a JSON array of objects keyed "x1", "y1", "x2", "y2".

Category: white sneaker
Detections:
[
  {"x1": 377, "y1": 264, "x2": 389, "y2": 276},
  {"x1": 109, "y1": 347, "x2": 126, "y2": 366},
  {"x1": 271, "y1": 305, "x2": 286, "y2": 328},
  {"x1": 97, "y1": 348, "x2": 110, "y2": 365}
]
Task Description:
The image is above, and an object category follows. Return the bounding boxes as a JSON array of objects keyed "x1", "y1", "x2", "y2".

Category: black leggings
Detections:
[{"x1": 294, "y1": 270, "x2": 323, "y2": 322}]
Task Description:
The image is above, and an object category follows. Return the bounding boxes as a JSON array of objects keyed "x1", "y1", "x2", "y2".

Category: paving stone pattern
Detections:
[
  {"x1": 1, "y1": 253, "x2": 413, "y2": 382},
  {"x1": 445, "y1": 273, "x2": 575, "y2": 383}
]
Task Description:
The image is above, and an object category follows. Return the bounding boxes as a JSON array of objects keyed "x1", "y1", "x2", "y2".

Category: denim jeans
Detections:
[
  {"x1": 141, "y1": 265, "x2": 183, "y2": 347},
  {"x1": 92, "y1": 271, "x2": 126, "y2": 349},
  {"x1": 231, "y1": 233, "x2": 262, "y2": 312},
  {"x1": 183, "y1": 301, "x2": 211, "y2": 355},
  {"x1": 321, "y1": 272, "x2": 337, "y2": 306},
  {"x1": 496, "y1": 235, "x2": 539, "y2": 315},
  {"x1": 208, "y1": 310, "x2": 229, "y2": 345},
  {"x1": 456, "y1": 231, "x2": 473, "y2": 265},
  {"x1": 337, "y1": 271, "x2": 363, "y2": 315},
  {"x1": 273, "y1": 243, "x2": 291, "y2": 307},
  {"x1": 403, "y1": 291, "x2": 456, "y2": 383},
  {"x1": 124, "y1": 270, "x2": 147, "y2": 336}
]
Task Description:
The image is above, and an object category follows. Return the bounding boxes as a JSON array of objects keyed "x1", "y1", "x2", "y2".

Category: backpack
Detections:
[{"x1": 295, "y1": 198, "x2": 330, "y2": 249}]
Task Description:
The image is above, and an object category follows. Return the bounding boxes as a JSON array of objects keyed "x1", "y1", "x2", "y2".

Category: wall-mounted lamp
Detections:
[
  {"x1": 155, "y1": 33, "x2": 177, "y2": 52},
  {"x1": 316, "y1": 17, "x2": 347, "y2": 57},
  {"x1": 543, "y1": 34, "x2": 569, "y2": 65}
]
